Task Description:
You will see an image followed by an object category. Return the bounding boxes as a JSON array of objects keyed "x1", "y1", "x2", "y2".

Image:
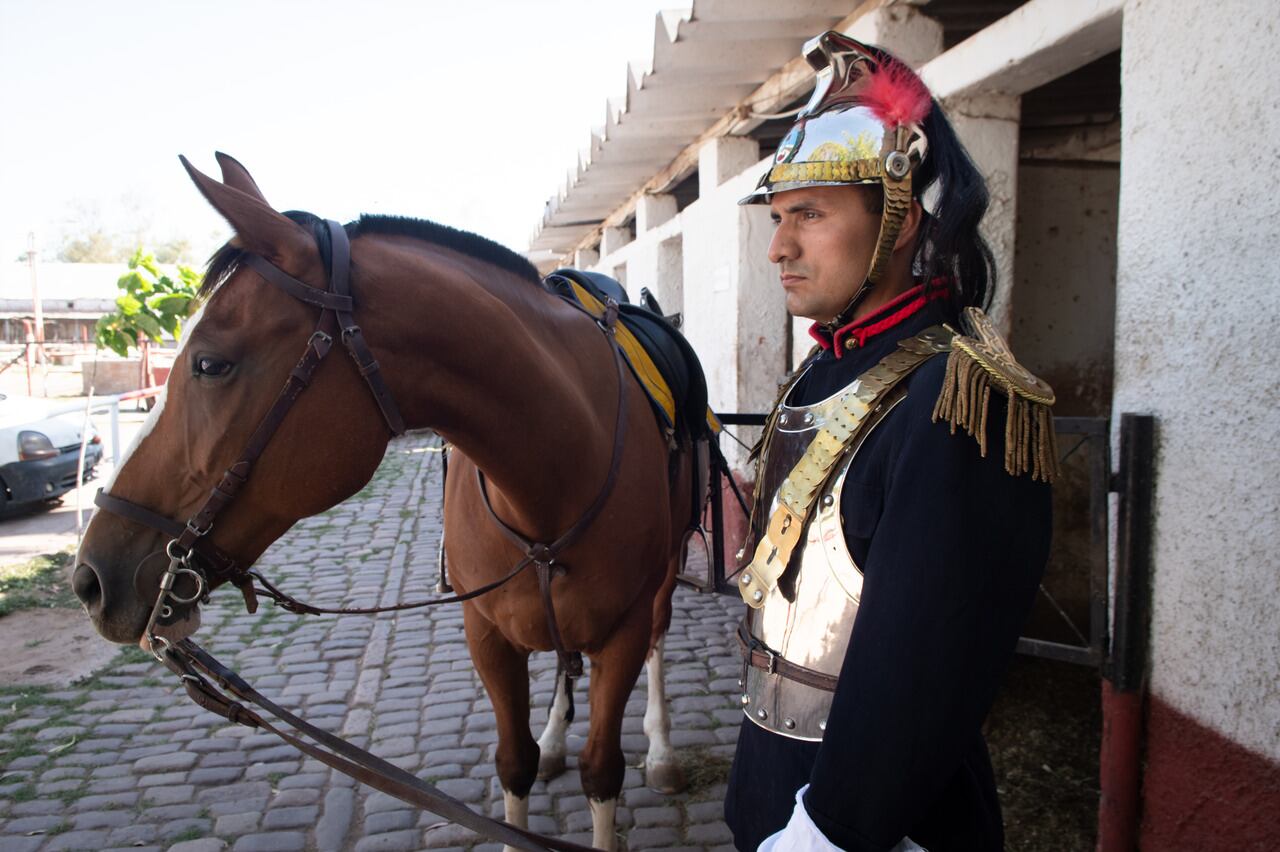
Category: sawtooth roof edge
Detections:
[{"x1": 528, "y1": 0, "x2": 854, "y2": 256}]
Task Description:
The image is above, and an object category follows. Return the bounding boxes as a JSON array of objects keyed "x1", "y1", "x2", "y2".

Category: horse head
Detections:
[{"x1": 75, "y1": 153, "x2": 392, "y2": 647}]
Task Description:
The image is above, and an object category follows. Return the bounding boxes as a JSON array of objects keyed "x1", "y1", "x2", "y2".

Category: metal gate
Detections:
[{"x1": 695, "y1": 413, "x2": 1155, "y2": 675}]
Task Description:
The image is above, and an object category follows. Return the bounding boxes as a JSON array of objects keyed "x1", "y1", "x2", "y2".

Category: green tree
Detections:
[
  {"x1": 94, "y1": 248, "x2": 201, "y2": 357},
  {"x1": 58, "y1": 229, "x2": 128, "y2": 263}
]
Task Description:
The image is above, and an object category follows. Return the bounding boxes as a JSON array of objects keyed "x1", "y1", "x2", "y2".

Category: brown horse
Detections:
[{"x1": 74, "y1": 153, "x2": 694, "y2": 850}]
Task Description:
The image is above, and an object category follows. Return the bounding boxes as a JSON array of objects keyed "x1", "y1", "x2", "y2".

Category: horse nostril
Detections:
[{"x1": 72, "y1": 563, "x2": 102, "y2": 612}]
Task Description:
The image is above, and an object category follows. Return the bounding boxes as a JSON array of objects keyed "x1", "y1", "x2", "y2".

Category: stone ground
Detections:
[{"x1": 0, "y1": 431, "x2": 744, "y2": 852}]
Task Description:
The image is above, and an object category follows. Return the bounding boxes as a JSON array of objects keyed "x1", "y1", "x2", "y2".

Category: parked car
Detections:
[{"x1": 0, "y1": 393, "x2": 103, "y2": 515}]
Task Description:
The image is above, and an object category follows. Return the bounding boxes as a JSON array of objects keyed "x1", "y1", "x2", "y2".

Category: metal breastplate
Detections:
[{"x1": 743, "y1": 373, "x2": 906, "y2": 741}]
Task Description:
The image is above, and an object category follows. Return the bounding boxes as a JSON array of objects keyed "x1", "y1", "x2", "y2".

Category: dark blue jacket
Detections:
[{"x1": 725, "y1": 300, "x2": 1051, "y2": 851}]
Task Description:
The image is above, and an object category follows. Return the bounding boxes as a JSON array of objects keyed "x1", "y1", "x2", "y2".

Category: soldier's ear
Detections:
[{"x1": 893, "y1": 199, "x2": 924, "y2": 253}]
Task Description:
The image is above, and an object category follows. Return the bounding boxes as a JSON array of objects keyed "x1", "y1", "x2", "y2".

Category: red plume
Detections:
[{"x1": 860, "y1": 58, "x2": 932, "y2": 127}]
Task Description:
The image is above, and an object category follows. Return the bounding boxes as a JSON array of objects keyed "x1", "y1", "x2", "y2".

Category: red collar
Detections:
[{"x1": 809, "y1": 279, "x2": 951, "y2": 358}]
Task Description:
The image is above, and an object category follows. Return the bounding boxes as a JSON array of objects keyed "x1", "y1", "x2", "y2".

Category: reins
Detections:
[{"x1": 162, "y1": 639, "x2": 595, "y2": 852}]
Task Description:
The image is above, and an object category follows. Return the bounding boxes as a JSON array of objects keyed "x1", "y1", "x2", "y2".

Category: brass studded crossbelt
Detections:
[{"x1": 738, "y1": 325, "x2": 952, "y2": 608}]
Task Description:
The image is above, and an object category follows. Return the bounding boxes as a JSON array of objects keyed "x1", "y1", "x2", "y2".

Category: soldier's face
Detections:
[{"x1": 767, "y1": 185, "x2": 880, "y2": 322}]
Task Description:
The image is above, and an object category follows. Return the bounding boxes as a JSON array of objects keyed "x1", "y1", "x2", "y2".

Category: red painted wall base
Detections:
[{"x1": 1142, "y1": 695, "x2": 1280, "y2": 850}]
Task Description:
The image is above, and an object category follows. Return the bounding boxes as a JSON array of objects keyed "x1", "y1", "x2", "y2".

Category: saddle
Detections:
[{"x1": 543, "y1": 268, "x2": 719, "y2": 444}]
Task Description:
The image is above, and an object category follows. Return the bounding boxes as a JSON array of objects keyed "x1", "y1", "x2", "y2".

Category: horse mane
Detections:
[
  {"x1": 200, "y1": 211, "x2": 539, "y2": 299},
  {"x1": 349, "y1": 215, "x2": 540, "y2": 283}
]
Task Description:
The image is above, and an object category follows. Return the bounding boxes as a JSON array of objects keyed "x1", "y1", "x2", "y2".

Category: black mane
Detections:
[
  {"x1": 200, "y1": 211, "x2": 539, "y2": 299},
  {"x1": 350, "y1": 214, "x2": 540, "y2": 283}
]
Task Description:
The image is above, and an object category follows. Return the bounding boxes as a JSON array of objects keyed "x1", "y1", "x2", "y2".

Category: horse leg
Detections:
[
  {"x1": 536, "y1": 663, "x2": 573, "y2": 780},
  {"x1": 579, "y1": 604, "x2": 654, "y2": 851},
  {"x1": 462, "y1": 604, "x2": 538, "y2": 852},
  {"x1": 644, "y1": 554, "x2": 686, "y2": 793},
  {"x1": 643, "y1": 636, "x2": 686, "y2": 793}
]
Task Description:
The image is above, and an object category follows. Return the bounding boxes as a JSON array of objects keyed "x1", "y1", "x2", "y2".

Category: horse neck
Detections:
[{"x1": 359, "y1": 240, "x2": 619, "y2": 538}]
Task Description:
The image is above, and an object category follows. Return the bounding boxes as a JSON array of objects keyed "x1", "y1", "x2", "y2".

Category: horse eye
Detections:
[{"x1": 195, "y1": 356, "x2": 233, "y2": 378}]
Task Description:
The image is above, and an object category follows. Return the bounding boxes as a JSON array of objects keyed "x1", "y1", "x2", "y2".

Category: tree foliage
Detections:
[
  {"x1": 94, "y1": 249, "x2": 201, "y2": 357},
  {"x1": 58, "y1": 229, "x2": 130, "y2": 263}
]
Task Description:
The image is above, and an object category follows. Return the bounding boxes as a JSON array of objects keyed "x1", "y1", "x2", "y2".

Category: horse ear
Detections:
[
  {"x1": 179, "y1": 154, "x2": 313, "y2": 268},
  {"x1": 214, "y1": 152, "x2": 269, "y2": 204}
]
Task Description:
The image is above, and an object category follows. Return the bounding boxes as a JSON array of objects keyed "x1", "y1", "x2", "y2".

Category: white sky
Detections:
[{"x1": 0, "y1": 0, "x2": 669, "y2": 268}]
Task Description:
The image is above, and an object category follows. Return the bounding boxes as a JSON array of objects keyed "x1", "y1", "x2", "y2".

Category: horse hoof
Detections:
[
  {"x1": 645, "y1": 761, "x2": 686, "y2": 794},
  {"x1": 537, "y1": 752, "x2": 566, "y2": 781}
]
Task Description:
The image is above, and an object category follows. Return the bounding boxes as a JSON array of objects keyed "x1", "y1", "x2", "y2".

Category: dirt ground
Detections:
[
  {"x1": 0, "y1": 607, "x2": 120, "y2": 687},
  {"x1": 987, "y1": 654, "x2": 1102, "y2": 851}
]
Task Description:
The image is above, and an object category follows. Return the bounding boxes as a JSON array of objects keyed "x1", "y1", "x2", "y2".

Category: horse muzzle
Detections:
[{"x1": 73, "y1": 549, "x2": 204, "y2": 646}]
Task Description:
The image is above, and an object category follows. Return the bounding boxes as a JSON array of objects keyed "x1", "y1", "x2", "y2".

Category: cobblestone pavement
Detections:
[{"x1": 0, "y1": 431, "x2": 746, "y2": 852}]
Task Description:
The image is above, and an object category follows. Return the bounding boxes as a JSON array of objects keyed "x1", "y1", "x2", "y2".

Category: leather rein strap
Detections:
[{"x1": 163, "y1": 639, "x2": 594, "y2": 852}]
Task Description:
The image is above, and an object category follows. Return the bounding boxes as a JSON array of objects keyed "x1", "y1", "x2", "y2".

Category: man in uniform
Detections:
[{"x1": 724, "y1": 33, "x2": 1056, "y2": 851}]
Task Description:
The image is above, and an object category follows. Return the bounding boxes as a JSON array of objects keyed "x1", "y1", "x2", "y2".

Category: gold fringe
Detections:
[{"x1": 932, "y1": 348, "x2": 1060, "y2": 483}]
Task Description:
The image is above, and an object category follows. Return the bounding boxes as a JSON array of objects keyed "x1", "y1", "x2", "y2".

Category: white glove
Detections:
[{"x1": 757, "y1": 785, "x2": 928, "y2": 852}]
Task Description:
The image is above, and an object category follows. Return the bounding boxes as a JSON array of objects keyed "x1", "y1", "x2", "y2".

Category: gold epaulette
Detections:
[{"x1": 932, "y1": 307, "x2": 1059, "y2": 483}]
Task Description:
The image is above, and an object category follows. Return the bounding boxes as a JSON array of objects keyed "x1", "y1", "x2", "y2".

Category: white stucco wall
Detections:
[
  {"x1": 1114, "y1": 0, "x2": 1280, "y2": 759},
  {"x1": 591, "y1": 154, "x2": 781, "y2": 470}
]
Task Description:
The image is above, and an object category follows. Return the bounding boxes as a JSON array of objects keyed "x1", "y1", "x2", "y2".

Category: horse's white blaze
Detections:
[
  {"x1": 102, "y1": 296, "x2": 214, "y2": 491},
  {"x1": 588, "y1": 797, "x2": 618, "y2": 850},
  {"x1": 501, "y1": 790, "x2": 528, "y2": 852},
  {"x1": 643, "y1": 638, "x2": 676, "y2": 774},
  {"x1": 536, "y1": 670, "x2": 572, "y2": 768}
]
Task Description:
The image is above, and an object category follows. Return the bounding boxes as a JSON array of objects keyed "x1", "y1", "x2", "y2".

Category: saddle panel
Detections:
[{"x1": 543, "y1": 268, "x2": 716, "y2": 443}]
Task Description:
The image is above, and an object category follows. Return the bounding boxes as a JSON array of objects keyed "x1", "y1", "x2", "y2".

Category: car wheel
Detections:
[{"x1": 0, "y1": 479, "x2": 9, "y2": 519}]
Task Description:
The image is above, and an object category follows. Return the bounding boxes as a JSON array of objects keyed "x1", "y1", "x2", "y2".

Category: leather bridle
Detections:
[{"x1": 93, "y1": 220, "x2": 405, "y2": 654}]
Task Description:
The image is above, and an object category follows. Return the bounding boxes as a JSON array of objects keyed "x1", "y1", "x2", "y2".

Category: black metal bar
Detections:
[
  {"x1": 1109, "y1": 413, "x2": 1156, "y2": 691},
  {"x1": 710, "y1": 433, "x2": 728, "y2": 594},
  {"x1": 718, "y1": 413, "x2": 767, "y2": 426},
  {"x1": 1054, "y1": 416, "x2": 1109, "y2": 437},
  {"x1": 1089, "y1": 422, "x2": 1112, "y2": 669},
  {"x1": 1016, "y1": 637, "x2": 1099, "y2": 667}
]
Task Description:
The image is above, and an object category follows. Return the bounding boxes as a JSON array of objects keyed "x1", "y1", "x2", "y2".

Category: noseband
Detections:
[{"x1": 94, "y1": 220, "x2": 405, "y2": 657}]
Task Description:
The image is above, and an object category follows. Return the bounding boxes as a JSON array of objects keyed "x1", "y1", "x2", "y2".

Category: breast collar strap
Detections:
[
  {"x1": 474, "y1": 298, "x2": 630, "y2": 679},
  {"x1": 94, "y1": 220, "x2": 405, "y2": 608}
]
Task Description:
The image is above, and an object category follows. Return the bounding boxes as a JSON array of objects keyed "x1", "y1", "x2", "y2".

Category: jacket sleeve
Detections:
[{"x1": 802, "y1": 375, "x2": 1052, "y2": 850}]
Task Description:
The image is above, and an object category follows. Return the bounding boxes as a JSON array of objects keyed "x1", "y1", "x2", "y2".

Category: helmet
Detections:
[{"x1": 741, "y1": 32, "x2": 932, "y2": 288}]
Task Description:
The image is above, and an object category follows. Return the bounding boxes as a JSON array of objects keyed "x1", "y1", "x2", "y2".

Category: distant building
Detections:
[
  {"x1": 527, "y1": 1, "x2": 1279, "y2": 849},
  {"x1": 0, "y1": 262, "x2": 125, "y2": 344}
]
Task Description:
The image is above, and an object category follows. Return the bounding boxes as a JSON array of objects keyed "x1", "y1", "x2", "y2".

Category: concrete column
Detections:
[
  {"x1": 845, "y1": 5, "x2": 944, "y2": 68},
  {"x1": 600, "y1": 225, "x2": 632, "y2": 257},
  {"x1": 574, "y1": 248, "x2": 599, "y2": 269},
  {"x1": 945, "y1": 93, "x2": 1021, "y2": 332},
  {"x1": 637, "y1": 193, "x2": 678, "y2": 233},
  {"x1": 698, "y1": 137, "x2": 759, "y2": 199}
]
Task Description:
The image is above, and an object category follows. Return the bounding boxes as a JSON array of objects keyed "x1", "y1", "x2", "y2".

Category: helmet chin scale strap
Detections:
[{"x1": 825, "y1": 152, "x2": 914, "y2": 330}]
